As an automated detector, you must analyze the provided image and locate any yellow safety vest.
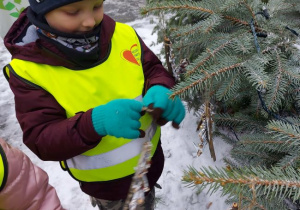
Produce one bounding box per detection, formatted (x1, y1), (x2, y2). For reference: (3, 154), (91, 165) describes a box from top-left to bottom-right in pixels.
(0, 144), (8, 192)
(6, 22), (160, 182)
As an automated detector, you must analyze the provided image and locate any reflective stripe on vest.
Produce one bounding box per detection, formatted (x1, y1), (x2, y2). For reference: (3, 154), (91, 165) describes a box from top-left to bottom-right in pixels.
(0, 144), (8, 192)
(9, 22), (160, 182)
(67, 122), (157, 170)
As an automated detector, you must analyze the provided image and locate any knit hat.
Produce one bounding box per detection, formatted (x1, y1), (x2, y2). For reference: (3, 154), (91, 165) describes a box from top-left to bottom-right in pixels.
(28, 0), (82, 16)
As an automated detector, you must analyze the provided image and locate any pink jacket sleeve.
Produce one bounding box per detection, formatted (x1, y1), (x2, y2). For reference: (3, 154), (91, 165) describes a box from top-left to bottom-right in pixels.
(0, 138), (65, 210)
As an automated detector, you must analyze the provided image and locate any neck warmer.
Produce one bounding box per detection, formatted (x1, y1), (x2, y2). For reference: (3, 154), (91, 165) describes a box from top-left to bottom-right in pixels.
(27, 7), (102, 68)
(36, 28), (99, 53)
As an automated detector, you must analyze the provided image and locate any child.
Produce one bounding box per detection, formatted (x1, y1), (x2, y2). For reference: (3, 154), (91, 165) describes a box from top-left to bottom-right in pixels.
(3, 0), (185, 209)
(0, 137), (64, 209)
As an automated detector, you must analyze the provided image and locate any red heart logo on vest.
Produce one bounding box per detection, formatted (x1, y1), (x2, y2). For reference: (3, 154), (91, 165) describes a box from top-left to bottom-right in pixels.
(121, 44), (140, 66)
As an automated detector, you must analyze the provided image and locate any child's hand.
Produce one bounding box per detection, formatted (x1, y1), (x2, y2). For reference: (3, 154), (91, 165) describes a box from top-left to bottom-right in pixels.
(143, 85), (185, 128)
(92, 99), (144, 139)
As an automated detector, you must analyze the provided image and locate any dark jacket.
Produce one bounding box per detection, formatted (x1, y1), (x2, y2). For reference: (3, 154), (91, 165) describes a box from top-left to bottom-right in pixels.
(4, 8), (175, 200)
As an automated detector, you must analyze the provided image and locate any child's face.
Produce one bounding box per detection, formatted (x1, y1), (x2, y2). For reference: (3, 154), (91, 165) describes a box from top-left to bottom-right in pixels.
(45, 0), (104, 34)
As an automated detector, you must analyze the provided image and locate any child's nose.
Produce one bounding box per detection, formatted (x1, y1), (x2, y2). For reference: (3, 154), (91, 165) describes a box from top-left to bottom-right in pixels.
(82, 14), (97, 28)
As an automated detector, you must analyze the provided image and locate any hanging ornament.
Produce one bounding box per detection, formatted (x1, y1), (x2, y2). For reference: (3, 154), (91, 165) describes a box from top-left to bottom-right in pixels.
(123, 141), (152, 210)
(195, 102), (216, 161)
(195, 104), (207, 157)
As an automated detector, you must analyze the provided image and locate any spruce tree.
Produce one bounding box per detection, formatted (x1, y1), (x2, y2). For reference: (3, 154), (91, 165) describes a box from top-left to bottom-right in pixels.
(142, 0), (300, 209)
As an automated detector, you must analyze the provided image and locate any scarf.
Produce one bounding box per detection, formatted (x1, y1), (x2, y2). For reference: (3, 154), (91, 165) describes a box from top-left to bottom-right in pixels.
(37, 27), (99, 53)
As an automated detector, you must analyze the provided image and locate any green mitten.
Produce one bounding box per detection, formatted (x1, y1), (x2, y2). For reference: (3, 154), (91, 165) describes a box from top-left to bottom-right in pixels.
(92, 99), (143, 139)
(143, 85), (185, 128)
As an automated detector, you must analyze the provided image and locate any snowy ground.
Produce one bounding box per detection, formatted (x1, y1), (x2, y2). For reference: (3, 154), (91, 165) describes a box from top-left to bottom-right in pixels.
(0, 5), (232, 210)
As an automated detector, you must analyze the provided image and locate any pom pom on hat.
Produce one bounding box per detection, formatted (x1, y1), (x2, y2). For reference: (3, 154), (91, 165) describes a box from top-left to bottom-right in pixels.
(28, 0), (82, 16)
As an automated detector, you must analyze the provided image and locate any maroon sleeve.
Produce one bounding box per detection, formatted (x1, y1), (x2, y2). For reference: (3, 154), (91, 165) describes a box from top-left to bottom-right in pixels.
(139, 36), (176, 90)
(8, 73), (101, 161)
